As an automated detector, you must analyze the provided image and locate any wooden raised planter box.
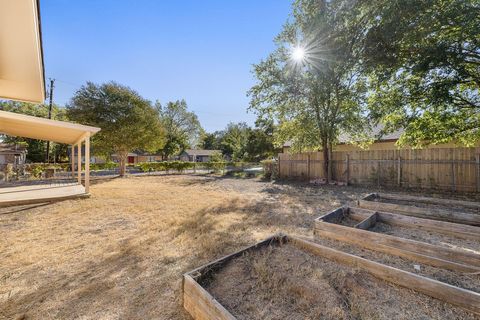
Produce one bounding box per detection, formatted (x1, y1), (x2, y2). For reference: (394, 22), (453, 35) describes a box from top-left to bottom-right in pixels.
(358, 193), (480, 226)
(183, 234), (480, 319)
(314, 207), (480, 273)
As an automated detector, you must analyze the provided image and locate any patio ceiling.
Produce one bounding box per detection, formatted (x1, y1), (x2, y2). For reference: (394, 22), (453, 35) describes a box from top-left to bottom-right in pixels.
(0, 110), (100, 144)
(0, 0), (45, 103)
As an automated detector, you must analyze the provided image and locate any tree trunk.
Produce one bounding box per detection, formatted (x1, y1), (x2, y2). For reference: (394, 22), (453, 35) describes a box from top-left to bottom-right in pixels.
(119, 151), (128, 177)
(322, 142), (329, 183)
(328, 142), (333, 182)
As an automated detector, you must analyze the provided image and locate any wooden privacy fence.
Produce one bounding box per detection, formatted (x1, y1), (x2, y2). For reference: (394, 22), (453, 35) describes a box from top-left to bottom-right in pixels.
(278, 147), (480, 192)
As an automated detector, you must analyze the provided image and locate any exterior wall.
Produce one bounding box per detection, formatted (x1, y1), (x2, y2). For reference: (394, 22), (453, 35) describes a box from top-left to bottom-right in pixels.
(137, 155), (163, 162)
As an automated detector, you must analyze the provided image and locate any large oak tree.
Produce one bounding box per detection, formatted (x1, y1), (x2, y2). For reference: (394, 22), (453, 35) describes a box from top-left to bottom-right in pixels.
(67, 82), (165, 176)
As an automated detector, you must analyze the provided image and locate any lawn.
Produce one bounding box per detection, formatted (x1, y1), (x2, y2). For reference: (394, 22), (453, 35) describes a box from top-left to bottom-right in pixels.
(0, 175), (365, 319)
(4, 175), (471, 319)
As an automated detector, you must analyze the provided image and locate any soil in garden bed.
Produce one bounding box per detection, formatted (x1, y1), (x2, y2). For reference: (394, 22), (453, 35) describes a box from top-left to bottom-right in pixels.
(313, 236), (480, 293)
(325, 213), (359, 227)
(200, 242), (478, 320)
(369, 222), (480, 255)
(372, 197), (479, 215)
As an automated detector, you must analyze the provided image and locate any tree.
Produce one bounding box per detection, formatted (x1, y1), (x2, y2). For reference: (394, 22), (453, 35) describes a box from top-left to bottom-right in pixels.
(67, 82), (165, 176)
(358, 0), (480, 147)
(156, 100), (203, 159)
(0, 101), (69, 162)
(244, 119), (275, 162)
(248, 0), (369, 181)
(219, 122), (250, 161)
(201, 132), (222, 150)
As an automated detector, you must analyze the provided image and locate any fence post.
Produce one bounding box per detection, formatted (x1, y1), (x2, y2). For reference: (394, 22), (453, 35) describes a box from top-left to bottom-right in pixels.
(397, 155), (401, 186)
(345, 154), (349, 185)
(451, 161), (456, 192)
(278, 155), (281, 179)
(377, 161), (380, 187)
(307, 154), (311, 181)
(476, 154), (479, 193)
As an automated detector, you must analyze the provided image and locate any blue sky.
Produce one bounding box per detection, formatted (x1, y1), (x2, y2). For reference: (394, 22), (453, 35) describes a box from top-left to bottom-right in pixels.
(40, 0), (292, 132)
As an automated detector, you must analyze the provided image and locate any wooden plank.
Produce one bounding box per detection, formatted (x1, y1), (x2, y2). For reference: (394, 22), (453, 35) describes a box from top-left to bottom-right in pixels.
(378, 193), (480, 210)
(314, 220), (480, 271)
(358, 199), (480, 226)
(350, 208), (480, 241)
(316, 207), (346, 223)
(354, 212), (377, 230)
(291, 236), (480, 315)
(183, 275), (236, 320)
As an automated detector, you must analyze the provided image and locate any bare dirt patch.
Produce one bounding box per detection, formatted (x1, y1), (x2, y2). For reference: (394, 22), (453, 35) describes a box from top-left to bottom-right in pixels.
(202, 242), (478, 320)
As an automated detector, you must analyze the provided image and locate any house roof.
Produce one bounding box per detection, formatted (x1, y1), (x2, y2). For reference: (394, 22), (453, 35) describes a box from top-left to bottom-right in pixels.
(0, 0), (46, 103)
(337, 126), (404, 144)
(182, 149), (221, 156)
(0, 110), (101, 144)
(0, 143), (27, 155)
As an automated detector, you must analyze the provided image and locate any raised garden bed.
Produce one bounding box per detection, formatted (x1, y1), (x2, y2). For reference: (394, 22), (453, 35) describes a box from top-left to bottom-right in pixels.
(183, 234), (480, 319)
(358, 193), (480, 226)
(315, 207), (480, 273)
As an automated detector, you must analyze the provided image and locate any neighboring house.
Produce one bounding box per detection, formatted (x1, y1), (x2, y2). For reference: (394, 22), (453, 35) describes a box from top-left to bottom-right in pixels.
(136, 151), (163, 163)
(0, 143), (27, 166)
(179, 149), (221, 162)
(68, 145), (105, 164)
(111, 151), (163, 164)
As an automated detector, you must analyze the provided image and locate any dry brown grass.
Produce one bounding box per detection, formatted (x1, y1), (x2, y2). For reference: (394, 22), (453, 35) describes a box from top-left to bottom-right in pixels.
(0, 175), (362, 320)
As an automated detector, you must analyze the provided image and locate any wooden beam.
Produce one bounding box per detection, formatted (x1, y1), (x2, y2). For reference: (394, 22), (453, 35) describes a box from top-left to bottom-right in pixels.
(316, 207), (346, 223)
(77, 141), (82, 185)
(290, 236), (480, 316)
(71, 144), (75, 179)
(314, 220), (480, 272)
(378, 193), (480, 210)
(85, 135), (90, 193)
(354, 212), (377, 230)
(183, 275), (236, 320)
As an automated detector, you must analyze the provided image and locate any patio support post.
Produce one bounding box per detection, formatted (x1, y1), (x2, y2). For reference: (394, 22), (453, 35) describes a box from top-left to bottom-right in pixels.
(77, 141), (82, 185)
(71, 144), (75, 179)
(85, 135), (90, 193)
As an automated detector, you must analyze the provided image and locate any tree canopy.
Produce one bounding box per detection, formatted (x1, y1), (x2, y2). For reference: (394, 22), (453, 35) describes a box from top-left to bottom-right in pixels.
(156, 99), (203, 159)
(358, 0), (480, 147)
(67, 82), (165, 176)
(249, 0), (479, 179)
(249, 0), (369, 180)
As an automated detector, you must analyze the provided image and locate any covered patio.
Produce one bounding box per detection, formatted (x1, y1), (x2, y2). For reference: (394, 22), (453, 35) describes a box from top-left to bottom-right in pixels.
(0, 110), (101, 207)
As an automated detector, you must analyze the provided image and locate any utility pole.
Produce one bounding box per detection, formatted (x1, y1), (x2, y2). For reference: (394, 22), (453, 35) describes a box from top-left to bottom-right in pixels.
(45, 78), (55, 163)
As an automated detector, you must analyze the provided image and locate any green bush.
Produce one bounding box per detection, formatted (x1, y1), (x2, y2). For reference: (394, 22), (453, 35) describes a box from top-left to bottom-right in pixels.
(137, 161), (195, 173)
(90, 161), (118, 171)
